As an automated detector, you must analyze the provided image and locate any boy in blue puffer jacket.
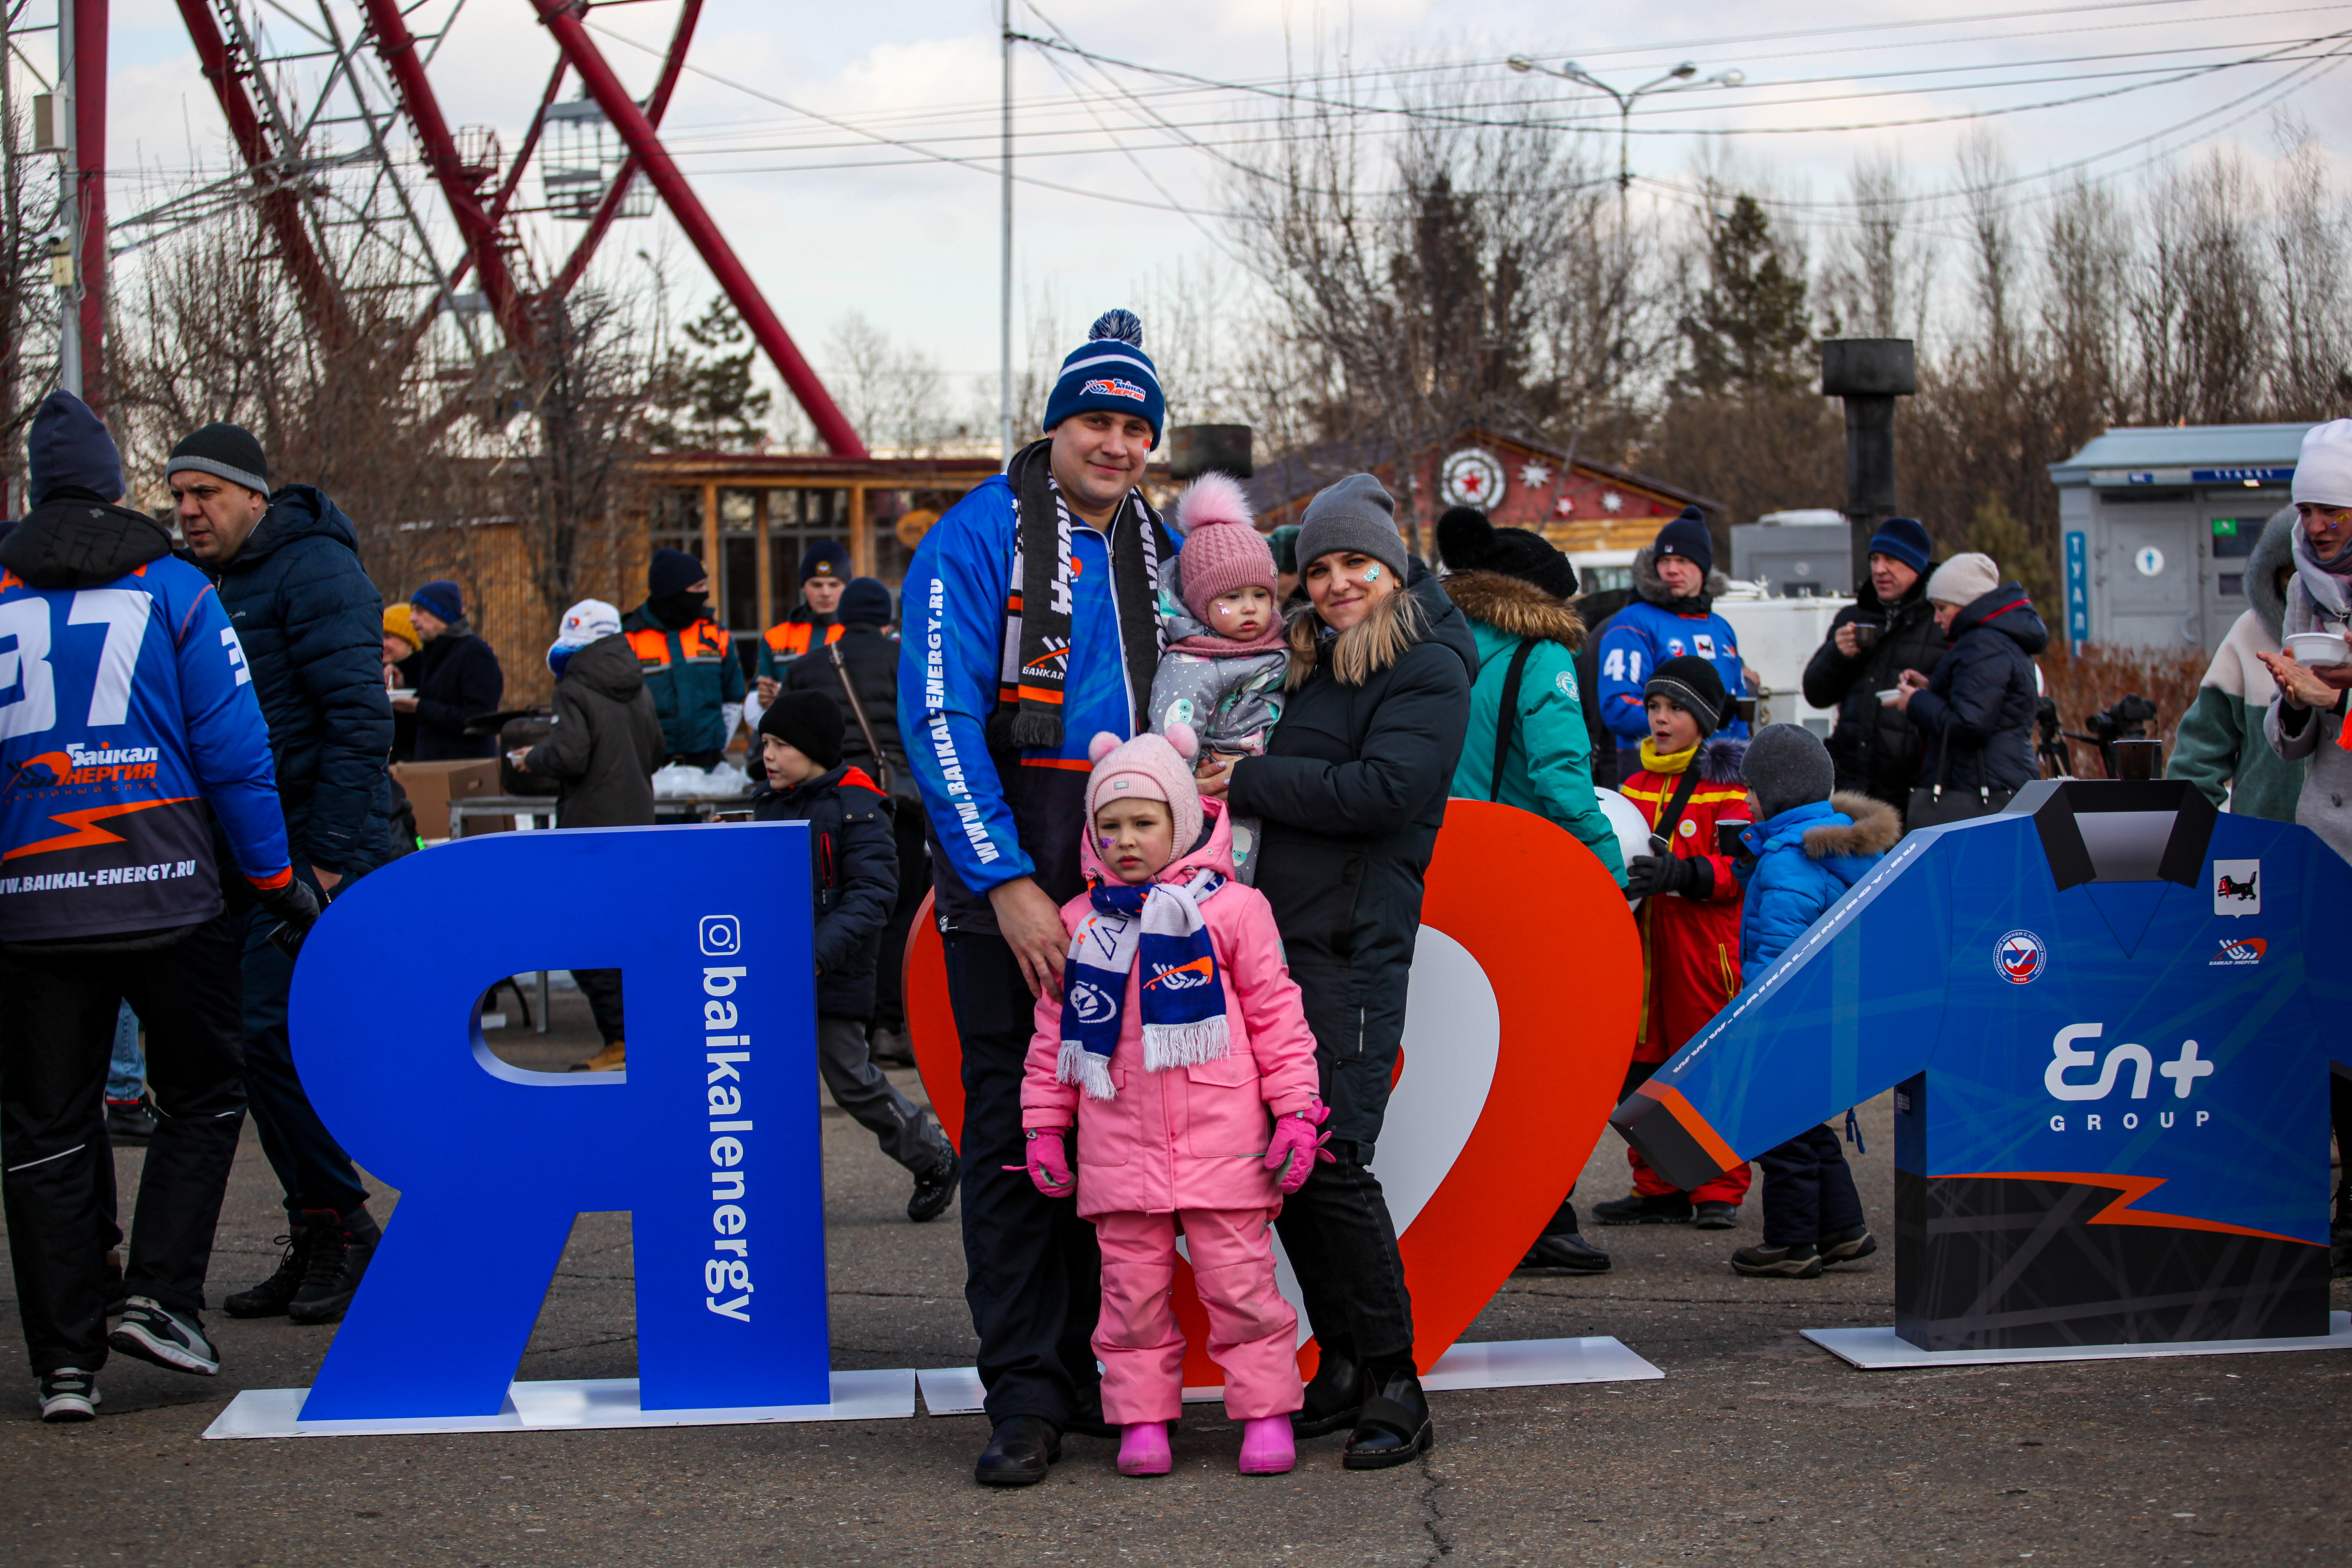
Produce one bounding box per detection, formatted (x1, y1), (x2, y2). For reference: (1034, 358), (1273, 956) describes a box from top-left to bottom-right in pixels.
(1727, 725), (1901, 1279)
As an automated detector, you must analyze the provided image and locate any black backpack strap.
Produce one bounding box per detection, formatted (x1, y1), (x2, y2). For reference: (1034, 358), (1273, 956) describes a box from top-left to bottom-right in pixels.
(1651, 766), (1704, 853)
(1489, 638), (1540, 800)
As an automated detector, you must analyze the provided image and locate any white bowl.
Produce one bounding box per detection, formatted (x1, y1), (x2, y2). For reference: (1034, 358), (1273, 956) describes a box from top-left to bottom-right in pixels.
(2288, 631), (2352, 667)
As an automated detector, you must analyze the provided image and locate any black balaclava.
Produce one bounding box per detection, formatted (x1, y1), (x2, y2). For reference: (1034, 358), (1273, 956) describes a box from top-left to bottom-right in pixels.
(649, 588), (708, 630)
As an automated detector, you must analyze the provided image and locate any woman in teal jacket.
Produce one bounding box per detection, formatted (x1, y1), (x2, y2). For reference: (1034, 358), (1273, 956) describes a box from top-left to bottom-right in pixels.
(1438, 508), (1623, 1276)
(1438, 510), (1625, 885)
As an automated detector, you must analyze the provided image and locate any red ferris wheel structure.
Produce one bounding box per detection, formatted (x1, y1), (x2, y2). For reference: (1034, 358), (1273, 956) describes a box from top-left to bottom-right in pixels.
(62, 0), (863, 455)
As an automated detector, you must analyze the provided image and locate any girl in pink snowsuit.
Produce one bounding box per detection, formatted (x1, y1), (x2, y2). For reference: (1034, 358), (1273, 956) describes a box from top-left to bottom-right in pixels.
(1021, 722), (1329, 1478)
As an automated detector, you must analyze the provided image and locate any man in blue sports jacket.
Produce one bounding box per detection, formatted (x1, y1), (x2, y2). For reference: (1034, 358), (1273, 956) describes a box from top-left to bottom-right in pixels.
(0, 393), (319, 1423)
(1594, 508), (1750, 778)
(171, 420), (394, 1327)
(899, 308), (1177, 1485)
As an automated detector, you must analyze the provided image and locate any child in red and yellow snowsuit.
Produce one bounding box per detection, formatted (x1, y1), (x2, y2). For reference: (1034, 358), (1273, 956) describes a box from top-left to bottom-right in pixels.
(1598, 655), (1755, 1227)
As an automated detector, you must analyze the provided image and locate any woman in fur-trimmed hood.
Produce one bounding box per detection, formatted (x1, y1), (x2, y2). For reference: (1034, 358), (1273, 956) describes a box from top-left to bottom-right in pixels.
(1437, 506), (1624, 885)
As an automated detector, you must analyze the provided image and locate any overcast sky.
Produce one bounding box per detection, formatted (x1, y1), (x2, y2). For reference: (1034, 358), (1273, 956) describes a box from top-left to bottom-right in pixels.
(35, 0), (2352, 429)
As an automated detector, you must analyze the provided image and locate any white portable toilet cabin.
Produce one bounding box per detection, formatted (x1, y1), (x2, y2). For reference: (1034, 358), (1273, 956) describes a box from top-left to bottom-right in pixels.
(2047, 425), (2303, 653)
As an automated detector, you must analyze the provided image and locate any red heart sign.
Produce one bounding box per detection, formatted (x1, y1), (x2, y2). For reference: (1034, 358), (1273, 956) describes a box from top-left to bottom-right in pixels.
(907, 799), (1641, 1383)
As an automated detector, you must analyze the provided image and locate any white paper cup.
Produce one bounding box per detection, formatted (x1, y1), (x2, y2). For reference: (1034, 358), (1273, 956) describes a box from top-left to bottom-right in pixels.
(2288, 631), (2352, 667)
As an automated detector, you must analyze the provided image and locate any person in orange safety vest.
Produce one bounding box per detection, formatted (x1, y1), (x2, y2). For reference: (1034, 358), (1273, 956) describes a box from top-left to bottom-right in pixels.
(748, 538), (848, 732)
(621, 547), (744, 768)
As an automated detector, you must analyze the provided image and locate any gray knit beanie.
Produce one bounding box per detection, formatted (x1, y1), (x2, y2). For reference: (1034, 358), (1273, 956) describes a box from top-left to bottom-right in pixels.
(1743, 723), (1836, 823)
(1295, 473), (1409, 581)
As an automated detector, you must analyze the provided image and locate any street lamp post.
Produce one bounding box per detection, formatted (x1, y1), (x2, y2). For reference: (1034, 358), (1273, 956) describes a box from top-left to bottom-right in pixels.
(1506, 56), (1744, 237)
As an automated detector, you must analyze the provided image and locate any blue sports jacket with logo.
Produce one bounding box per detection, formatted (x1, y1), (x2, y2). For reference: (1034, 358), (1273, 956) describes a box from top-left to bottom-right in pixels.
(1594, 596), (1749, 746)
(897, 472), (1176, 928)
(0, 551), (291, 941)
(1614, 779), (2345, 1349)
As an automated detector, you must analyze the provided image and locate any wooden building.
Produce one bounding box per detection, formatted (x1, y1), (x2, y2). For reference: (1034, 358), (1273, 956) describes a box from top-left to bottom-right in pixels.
(1249, 426), (1717, 560)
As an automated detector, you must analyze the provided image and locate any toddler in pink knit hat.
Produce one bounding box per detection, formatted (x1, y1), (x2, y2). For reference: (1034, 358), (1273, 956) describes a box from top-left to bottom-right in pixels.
(1150, 472), (1287, 880)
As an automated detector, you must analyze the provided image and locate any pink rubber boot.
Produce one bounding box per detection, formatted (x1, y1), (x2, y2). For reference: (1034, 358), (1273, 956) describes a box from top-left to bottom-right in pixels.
(1238, 1415), (1296, 1475)
(1118, 1421), (1172, 1477)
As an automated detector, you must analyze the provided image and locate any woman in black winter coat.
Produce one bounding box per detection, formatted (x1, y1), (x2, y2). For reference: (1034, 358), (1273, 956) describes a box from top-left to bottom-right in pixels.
(1202, 474), (1474, 1471)
(1887, 553), (2049, 823)
(400, 580), (505, 761)
(1801, 521), (1947, 813)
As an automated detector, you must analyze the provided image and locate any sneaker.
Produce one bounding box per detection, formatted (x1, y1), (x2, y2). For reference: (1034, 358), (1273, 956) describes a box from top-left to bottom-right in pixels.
(108, 1298), (219, 1375)
(287, 1207), (382, 1325)
(1730, 1243), (1824, 1279)
(225, 1212), (328, 1318)
(569, 1039), (626, 1073)
(868, 1026), (915, 1068)
(38, 1369), (100, 1423)
(1691, 1201), (1740, 1230)
(1517, 1232), (1612, 1273)
(1593, 1191), (1693, 1225)
(907, 1146), (960, 1223)
(1819, 1224), (1879, 1264)
(104, 1100), (155, 1145)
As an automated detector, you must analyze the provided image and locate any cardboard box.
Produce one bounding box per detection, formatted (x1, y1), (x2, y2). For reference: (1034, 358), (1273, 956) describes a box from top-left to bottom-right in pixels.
(392, 758), (508, 839)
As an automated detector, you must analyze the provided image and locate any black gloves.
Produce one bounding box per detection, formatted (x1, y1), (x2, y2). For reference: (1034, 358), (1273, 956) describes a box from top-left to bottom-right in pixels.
(1625, 853), (1712, 901)
(254, 876), (324, 957)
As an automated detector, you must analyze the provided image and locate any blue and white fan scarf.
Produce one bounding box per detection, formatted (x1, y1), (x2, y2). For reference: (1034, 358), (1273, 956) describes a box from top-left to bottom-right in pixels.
(1057, 868), (1229, 1100)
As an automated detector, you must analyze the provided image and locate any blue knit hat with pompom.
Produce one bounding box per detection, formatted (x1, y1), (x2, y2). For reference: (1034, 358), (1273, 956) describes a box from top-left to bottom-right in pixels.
(1040, 308), (1165, 444)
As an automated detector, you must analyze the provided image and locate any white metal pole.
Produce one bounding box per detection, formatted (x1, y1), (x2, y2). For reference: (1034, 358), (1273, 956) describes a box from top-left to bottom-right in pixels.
(998, 0), (1014, 467)
(56, 0), (80, 398)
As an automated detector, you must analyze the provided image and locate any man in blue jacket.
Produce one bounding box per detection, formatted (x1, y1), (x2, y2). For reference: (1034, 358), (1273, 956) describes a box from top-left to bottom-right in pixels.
(172, 421), (393, 1327)
(899, 308), (1177, 1485)
(0, 393), (319, 1421)
(1594, 508), (1749, 779)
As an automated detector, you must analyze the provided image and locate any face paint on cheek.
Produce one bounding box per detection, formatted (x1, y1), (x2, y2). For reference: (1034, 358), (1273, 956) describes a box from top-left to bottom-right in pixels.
(1364, 564), (1380, 582)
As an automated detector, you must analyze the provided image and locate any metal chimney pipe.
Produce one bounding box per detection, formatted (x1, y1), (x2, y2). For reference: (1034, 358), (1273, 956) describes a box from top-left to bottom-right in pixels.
(1819, 340), (1916, 581)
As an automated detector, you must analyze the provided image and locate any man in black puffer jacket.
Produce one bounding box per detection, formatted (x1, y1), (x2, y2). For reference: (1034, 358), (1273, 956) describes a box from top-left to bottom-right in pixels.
(170, 422), (392, 1327)
(1801, 518), (1947, 815)
(782, 577), (926, 1056)
(1886, 552), (2049, 823)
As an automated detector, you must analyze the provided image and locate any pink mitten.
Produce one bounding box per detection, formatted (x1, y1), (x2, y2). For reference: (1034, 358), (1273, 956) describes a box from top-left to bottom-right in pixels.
(1024, 1128), (1074, 1198)
(1264, 1102), (1335, 1195)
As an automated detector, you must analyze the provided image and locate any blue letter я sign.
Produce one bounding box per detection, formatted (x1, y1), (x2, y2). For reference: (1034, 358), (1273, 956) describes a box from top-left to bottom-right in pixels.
(286, 823), (826, 1420)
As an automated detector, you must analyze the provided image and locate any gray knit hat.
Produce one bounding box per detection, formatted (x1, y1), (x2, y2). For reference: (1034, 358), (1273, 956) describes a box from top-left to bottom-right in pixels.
(165, 422), (270, 497)
(1296, 474), (1408, 580)
(1743, 723), (1836, 823)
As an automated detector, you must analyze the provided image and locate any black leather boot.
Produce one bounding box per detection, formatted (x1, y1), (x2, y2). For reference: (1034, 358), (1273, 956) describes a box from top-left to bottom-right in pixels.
(975, 1415), (1062, 1486)
(224, 1211), (328, 1319)
(1343, 1363), (1434, 1470)
(1291, 1342), (1364, 1439)
(287, 1207), (381, 1324)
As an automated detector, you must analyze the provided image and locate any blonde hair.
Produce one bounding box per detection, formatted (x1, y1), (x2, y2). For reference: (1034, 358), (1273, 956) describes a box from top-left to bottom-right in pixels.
(1286, 582), (1425, 689)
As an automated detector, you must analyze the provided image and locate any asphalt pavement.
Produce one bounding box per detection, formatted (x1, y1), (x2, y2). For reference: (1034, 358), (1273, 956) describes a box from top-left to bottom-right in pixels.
(3, 984), (2347, 1567)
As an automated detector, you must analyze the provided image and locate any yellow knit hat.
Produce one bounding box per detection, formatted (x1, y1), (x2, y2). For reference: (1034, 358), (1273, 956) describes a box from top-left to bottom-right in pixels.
(382, 602), (421, 654)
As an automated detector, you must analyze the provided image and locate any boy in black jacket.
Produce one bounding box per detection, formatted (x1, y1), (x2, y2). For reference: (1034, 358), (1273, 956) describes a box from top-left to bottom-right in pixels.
(753, 693), (959, 1221)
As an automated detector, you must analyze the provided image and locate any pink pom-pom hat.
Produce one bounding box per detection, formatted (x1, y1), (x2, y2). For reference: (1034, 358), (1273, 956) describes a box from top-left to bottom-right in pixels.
(1173, 472), (1278, 624)
(1085, 723), (1204, 861)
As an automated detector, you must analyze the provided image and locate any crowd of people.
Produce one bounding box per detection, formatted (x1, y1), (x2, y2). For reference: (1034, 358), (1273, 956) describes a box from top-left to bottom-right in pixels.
(3, 315), (2344, 1480)
(0, 390), (954, 1424)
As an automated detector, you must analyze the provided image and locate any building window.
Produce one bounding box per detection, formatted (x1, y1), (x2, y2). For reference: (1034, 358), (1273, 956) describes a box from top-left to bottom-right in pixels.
(767, 488), (850, 621)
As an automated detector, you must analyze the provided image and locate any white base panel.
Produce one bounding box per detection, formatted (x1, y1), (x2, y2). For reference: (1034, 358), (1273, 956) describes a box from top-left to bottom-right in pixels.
(202, 1368), (917, 1439)
(1803, 1311), (2352, 1370)
(915, 1336), (1660, 1417)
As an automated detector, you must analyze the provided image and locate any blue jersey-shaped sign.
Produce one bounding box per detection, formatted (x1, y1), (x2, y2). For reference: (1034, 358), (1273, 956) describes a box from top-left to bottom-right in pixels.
(288, 823), (823, 1419)
(1614, 780), (2346, 1351)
